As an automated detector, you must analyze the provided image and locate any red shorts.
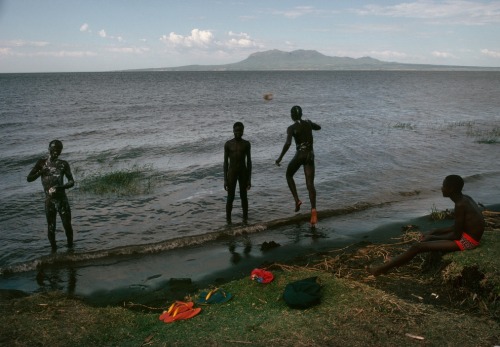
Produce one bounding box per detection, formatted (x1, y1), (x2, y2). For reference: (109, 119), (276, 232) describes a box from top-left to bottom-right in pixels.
(454, 232), (480, 251)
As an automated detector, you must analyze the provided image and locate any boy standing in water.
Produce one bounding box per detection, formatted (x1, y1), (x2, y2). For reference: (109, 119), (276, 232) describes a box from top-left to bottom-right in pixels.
(275, 105), (321, 226)
(224, 122), (252, 224)
(368, 175), (485, 276)
(27, 140), (75, 251)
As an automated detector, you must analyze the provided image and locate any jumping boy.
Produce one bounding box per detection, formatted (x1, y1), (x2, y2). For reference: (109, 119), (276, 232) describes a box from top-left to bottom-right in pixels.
(275, 105), (321, 226)
(27, 140), (75, 251)
(224, 122), (252, 224)
(368, 175), (485, 276)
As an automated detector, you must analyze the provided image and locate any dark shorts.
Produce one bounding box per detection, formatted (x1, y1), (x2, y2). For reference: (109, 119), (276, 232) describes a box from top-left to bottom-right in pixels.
(291, 150), (315, 167)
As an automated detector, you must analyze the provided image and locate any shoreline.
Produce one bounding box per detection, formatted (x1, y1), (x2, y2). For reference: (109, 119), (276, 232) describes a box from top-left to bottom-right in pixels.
(1, 201), (499, 308)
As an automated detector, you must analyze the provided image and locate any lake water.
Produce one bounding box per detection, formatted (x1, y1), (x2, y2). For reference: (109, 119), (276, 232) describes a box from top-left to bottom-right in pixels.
(1, 70), (499, 283)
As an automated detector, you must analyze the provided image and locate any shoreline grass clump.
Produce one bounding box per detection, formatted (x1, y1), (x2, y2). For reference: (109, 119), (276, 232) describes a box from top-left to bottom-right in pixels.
(441, 210), (500, 301)
(429, 204), (454, 221)
(78, 164), (155, 195)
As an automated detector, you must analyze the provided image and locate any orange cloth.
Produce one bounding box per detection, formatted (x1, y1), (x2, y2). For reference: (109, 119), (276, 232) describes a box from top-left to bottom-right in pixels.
(454, 232), (480, 251)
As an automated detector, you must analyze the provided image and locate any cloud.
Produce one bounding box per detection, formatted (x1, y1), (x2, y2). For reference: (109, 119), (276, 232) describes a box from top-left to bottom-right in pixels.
(279, 6), (317, 19)
(160, 29), (260, 50)
(84, 27), (123, 42)
(0, 47), (12, 55)
(107, 47), (150, 54)
(227, 32), (259, 48)
(1, 50), (97, 58)
(80, 23), (90, 32)
(35, 51), (97, 57)
(481, 49), (500, 58)
(341, 24), (402, 33)
(432, 50), (456, 58)
(2, 40), (49, 47)
(369, 50), (409, 59)
(354, 1), (500, 25)
(160, 29), (215, 48)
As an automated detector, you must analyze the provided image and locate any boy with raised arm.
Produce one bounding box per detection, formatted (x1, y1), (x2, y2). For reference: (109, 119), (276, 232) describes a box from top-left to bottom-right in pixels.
(275, 105), (321, 226)
(27, 140), (75, 251)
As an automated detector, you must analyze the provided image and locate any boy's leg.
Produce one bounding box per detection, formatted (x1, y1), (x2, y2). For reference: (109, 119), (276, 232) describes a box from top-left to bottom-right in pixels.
(238, 174), (249, 222)
(59, 197), (73, 247)
(226, 174), (237, 223)
(369, 240), (460, 276)
(45, 199), (57, 250)
(286, 156), (302, 211)
(303, 162), (318, 225)
(303, 162), (316, 209)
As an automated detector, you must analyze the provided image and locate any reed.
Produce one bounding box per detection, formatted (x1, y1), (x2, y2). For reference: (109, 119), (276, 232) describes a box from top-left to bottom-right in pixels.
(392, 122), (415, 130)
(446, 121), (474, 128)
(78, 165), (155, 195)
(430, 204), (454, 221)
(466, 126), (500, 144)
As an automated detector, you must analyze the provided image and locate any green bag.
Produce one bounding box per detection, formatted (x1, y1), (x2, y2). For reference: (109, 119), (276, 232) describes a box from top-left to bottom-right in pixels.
(283, 277), (321, 309)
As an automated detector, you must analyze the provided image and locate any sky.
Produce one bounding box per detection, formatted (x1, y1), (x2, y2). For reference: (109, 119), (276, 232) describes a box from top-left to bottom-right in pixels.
(1, 0), (500, 72)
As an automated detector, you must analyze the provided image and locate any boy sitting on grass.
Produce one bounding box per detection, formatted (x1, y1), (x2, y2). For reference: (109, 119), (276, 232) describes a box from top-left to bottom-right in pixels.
(368, 175), (485, 276)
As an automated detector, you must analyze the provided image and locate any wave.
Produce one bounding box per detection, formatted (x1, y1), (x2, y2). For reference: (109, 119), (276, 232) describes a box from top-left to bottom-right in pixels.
(463, 171), (500, 182)
(0, 202), (378, 276)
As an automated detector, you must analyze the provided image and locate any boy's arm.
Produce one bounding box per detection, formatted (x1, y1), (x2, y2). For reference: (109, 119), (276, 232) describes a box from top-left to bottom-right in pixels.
(426, 226), (453, 236)
(276, 127), (293, 165)
(423, 205), (464, 241)
(223, 143), (229, 190)
(27, 159), (45, 182)
(62, 161), (75, 190)
(246, 142), (252, 189)
(308, 120), (321, 131)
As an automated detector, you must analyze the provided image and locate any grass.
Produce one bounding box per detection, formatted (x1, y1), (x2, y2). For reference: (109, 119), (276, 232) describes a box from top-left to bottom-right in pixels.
(446, 121), (475, 128)
(466, 125), (500, 144)
(1, 211), (499, 346)
(2, 268), (499, 347)
(77, 165), (155, 195)
(442, 210), (500, 297)
(392, 122), (415, 130)
(429, 204), (454, 221)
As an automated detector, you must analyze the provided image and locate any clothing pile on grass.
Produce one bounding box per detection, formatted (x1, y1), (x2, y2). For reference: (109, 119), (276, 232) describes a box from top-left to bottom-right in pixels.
(159, 268), (322, 323)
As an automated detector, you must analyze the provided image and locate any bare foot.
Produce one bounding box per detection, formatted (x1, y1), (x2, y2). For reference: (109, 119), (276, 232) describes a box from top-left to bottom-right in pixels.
(295, 200), (302, 212)
(310, 208), (318, 225)
(366, 265), (383, 277)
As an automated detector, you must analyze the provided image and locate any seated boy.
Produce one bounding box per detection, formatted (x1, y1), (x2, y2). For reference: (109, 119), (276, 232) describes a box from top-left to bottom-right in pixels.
(368, 175), (485, 276)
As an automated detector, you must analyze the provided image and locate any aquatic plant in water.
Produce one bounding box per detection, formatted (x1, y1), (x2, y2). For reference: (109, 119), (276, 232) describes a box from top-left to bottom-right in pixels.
(466, 125), (500, 144)
(392, 122), (415, 130)
(78, 165), (155, 195)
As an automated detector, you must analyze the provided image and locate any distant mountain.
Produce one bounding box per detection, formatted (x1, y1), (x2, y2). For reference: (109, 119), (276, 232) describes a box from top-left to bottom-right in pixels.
(135, 49), (500, 71)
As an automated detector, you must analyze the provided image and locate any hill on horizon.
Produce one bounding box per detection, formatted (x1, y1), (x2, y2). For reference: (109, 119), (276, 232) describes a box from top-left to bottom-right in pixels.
(132, 49), (500, 72)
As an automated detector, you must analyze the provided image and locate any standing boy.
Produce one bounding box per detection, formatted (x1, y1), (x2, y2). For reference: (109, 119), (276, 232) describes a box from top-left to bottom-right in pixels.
(224, 122), (252, 224)
(27, 140), (75, 251)
(368, 175), (485, 276)
(275, 105), (321, 226)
